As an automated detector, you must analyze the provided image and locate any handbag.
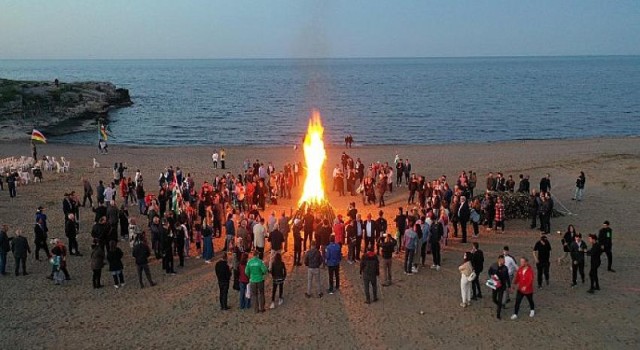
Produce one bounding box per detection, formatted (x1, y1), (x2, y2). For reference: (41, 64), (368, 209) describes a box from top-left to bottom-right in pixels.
(245, 283), (251, 299)
(467, 271), (477, 282)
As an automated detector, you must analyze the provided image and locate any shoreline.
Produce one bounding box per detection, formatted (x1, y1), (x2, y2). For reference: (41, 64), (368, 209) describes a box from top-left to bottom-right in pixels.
(2, 134), (638, 151)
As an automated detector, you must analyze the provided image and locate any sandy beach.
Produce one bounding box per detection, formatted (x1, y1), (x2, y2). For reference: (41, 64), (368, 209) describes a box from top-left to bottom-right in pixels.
(1, 137), (639, 349)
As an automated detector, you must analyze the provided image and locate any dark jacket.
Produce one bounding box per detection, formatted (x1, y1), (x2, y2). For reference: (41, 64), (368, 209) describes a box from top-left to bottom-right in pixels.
(11, 236), (30, 258)
(107, 247), (124, 271)
(304, 248), (323, 268)
(376, 217), (388, 234)
(587, 243), (602, 268)
(0, 230), (10, 253)
(34, 223), (47, 242)
(91, 223), (109, 244)
(271, 260), (287, 282)
(487, 263), (511, 290)
(268, 229), (285, 251)
(598, 227), (612, 249)
(65, 220), (79, 239)
(380, 238), (397, 259)
(346, 223), (357, 244)
(132, 242), (151, 265)
(92, 205), (107, 223)
(293, 224), (302, 250)
(458, 202), (471, 223)
(429, 222), (443, 244)
(91, 246), (105, 270)
(215, 259), (232, 284)
(570, 240), (587, 263)
(471, 249), (485, 273)
(360, 251), (379, 279)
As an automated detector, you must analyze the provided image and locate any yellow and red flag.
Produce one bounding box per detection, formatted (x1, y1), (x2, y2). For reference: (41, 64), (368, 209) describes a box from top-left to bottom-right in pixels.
(31, 129), (47, 143)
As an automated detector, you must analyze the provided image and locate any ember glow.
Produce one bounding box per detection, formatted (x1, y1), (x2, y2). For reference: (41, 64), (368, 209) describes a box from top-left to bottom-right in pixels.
(298, 109), (327, 206)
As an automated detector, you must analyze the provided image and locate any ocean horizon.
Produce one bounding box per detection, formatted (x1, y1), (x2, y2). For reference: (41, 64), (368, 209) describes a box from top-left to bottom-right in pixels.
(2, 55), (639, 146)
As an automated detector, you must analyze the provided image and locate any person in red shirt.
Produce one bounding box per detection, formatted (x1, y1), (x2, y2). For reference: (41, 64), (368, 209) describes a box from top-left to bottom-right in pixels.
(510, 257), (535, 320)
(333, 215), (345, 248)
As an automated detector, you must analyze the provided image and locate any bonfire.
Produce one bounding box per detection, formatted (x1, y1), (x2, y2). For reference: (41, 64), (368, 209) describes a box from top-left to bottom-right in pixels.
(291, 110), (336, 223)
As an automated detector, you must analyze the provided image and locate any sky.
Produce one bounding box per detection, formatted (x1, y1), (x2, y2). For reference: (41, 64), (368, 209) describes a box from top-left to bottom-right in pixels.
(1, 0), (639, 59)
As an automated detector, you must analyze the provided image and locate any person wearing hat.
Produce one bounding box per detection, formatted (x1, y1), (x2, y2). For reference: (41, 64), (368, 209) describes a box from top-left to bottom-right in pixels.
(587, 234), (602, 293)
(598, 221), (615, 272)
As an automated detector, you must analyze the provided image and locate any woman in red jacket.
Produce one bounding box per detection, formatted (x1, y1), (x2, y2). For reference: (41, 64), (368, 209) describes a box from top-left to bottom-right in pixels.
(510, 257), (535, 320)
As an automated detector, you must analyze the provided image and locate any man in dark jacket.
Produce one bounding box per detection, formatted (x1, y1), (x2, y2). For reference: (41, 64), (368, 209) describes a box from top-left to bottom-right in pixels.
(362, 214), (378, 259)
(598, 221), (614, 272)
(132, 239), (156, 288)
(429, 219), (443, 271)
(215, 254), (232, 310)
(458, 196), (471, 243)
(325, 236), (342, 294)
(268, 227), (285, 270)
(292, 219), (303, 266)
(34, 218), (51, 261)
(529, 190), (540, 229)
(91, 216), (109, 251)
(161, 221), (175, 274)
(11, 230), (30, 276)
(65, 213), (82, 256)
(470, 242), (484, 300)
(346, 219), (357, 263)
(569, 234), (587, 286)
(304, 241), (324, 298)
(96, 180), (105, 205)
(380, 234), (397, 286)
(587, 234), (601, 293)
(360, 246), (380, 304)
(375, 210), (388, 254)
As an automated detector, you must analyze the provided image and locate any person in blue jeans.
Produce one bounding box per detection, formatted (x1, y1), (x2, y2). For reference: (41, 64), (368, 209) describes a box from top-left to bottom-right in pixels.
(403, 225), (418, 274)
(325, 236), (342, 294)
(238, 253), (251, 309)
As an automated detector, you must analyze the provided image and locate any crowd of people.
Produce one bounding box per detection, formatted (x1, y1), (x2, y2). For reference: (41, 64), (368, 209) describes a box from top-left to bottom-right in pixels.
(0, 147), (614, 322)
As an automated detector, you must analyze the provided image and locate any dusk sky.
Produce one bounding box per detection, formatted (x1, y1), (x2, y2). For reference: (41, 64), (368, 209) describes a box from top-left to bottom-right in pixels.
(1, 0), (639, 59)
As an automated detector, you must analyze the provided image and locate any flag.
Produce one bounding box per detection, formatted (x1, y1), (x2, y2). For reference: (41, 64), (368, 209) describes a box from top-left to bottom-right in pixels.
(99, 124), (108, 141)
(31, 129), (47, 143)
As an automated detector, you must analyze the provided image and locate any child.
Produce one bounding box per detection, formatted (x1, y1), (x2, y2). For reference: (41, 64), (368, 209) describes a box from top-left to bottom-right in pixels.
(107, 241), (125, 288)
(51, 255), (64, 285)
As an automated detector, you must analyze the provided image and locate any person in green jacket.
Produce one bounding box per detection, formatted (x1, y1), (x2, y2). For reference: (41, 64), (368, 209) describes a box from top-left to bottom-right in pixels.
(245, 251), (268, 313)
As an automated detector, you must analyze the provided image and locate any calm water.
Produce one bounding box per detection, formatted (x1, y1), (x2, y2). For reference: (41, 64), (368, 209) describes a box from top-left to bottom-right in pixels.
(1, 56), (639, 145)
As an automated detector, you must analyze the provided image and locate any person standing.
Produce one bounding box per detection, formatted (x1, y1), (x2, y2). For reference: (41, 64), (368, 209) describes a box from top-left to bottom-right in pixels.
(245, 251), (268, 313)
(0, 225), (10, 275)
(11, 230), (30, 276)
(403, 224), (418, 275)
(380, 234), (397, 286)
(50, 239), (71, 280)
(395, 208), (407, 253)
(253, 218), (267, 259)
(569, 233), (587, 287)
(587, 234), (602, 293)
(132, 238), (156, 288)
(362, 214), (378, 259)
(471, 242), (485, 300)
(238, 253), (251, 309)
(304, 241), (324, 298)
(33, 218), (51, 261)
(215, 254), (232, 310)
(533, 235), (552, 288)
(458, 196), (471, 243)
(539, 174), (551, 194)
(161, 220), (176, 275)
(82, 177), (94, 207)
(107, 241), (125, 289)
(269, 253), (286, 309)
(325, 236), (342, 294)
(488, 255), (511, 319)
(278, 210), (291, 252)
(268, 226), (285, 270)
(458, 252), (474, 308)
(6, 172), (17, 198)
(598, 221), (615, 272)
(90, 242), (105, 289)
(65, 214), (82, 256)
(220, 148), (226, 169)
(429, 218), (443, 271)
(212, 151), (219, 169)
(572, 171), (586, 201)
(292, 219), (303, 266)
(360, 245), (380, 304)
(510, 257), (536, 320)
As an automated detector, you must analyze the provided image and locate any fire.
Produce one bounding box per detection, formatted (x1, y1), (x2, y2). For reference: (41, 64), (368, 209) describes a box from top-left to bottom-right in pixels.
(298, 109), (327, 206)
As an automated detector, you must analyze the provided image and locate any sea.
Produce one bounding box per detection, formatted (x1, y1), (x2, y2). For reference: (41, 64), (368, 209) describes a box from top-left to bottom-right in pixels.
(1, 56), (639, 146)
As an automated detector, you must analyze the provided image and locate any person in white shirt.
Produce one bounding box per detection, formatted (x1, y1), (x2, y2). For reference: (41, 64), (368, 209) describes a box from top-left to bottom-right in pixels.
(104, 183), (116, 204)
(253, 218), (267, 259)
(212, 152), (219, 169)
(502, 246), (519, 305)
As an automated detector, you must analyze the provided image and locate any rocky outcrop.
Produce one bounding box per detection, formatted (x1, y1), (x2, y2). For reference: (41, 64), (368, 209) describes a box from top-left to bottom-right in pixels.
(0, 78), (132, 140)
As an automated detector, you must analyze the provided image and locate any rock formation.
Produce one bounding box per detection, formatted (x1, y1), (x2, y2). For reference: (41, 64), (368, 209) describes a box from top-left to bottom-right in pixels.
(0, 78), (132, 141)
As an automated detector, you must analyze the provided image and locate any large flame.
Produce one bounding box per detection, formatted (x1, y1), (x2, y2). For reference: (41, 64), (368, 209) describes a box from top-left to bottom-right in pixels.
(298, 110), (327, 206)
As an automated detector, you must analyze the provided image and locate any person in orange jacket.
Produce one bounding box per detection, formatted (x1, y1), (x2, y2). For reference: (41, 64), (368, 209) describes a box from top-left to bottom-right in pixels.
(510, 257), (535, 320)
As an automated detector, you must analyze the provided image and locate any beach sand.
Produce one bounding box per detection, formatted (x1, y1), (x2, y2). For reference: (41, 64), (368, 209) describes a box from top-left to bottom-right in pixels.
(1, 137), (639, 349)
